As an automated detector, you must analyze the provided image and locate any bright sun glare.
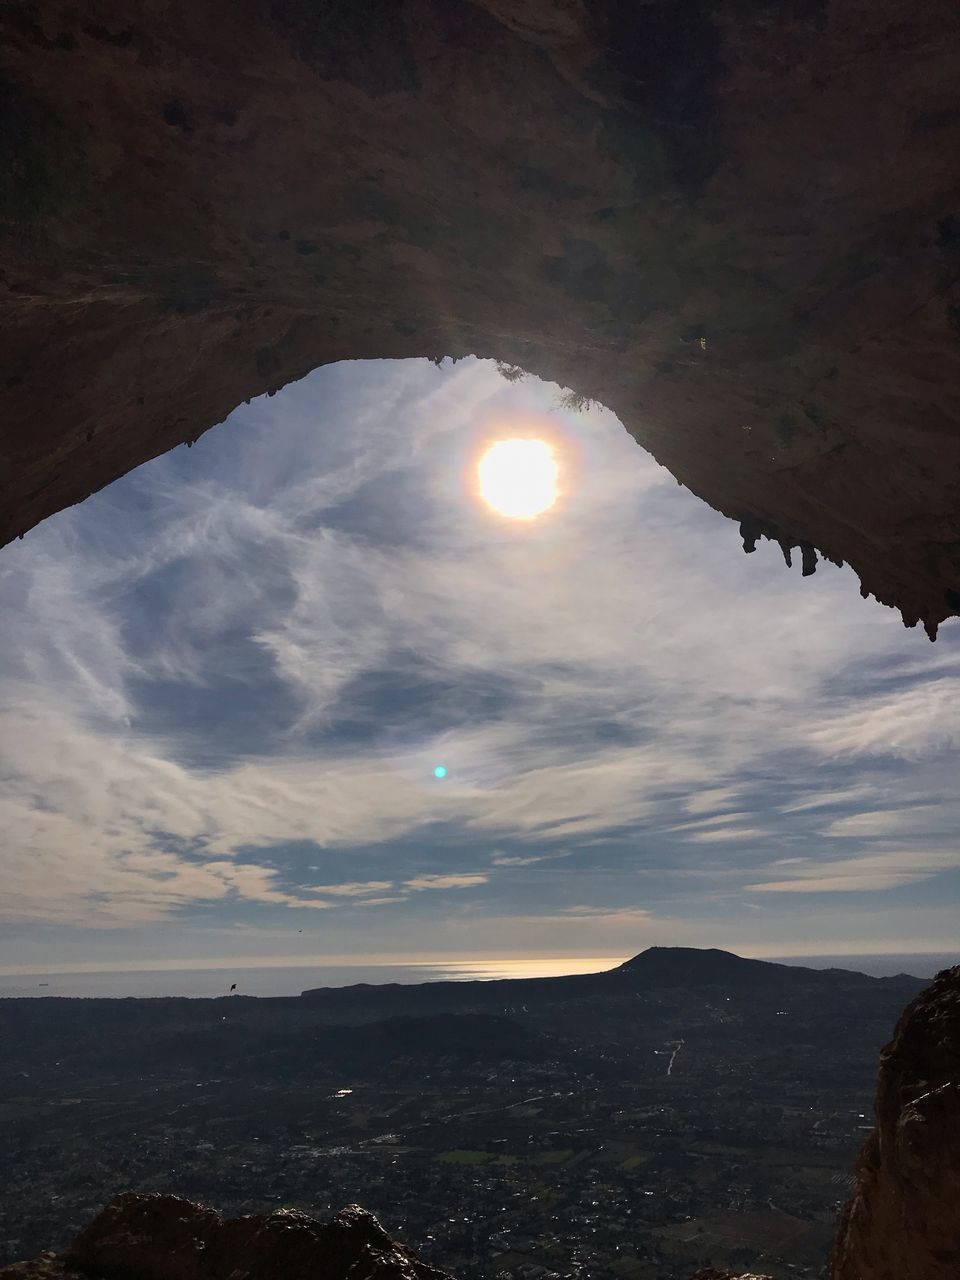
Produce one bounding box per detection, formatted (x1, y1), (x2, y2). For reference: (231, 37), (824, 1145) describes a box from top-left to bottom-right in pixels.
(477, 438), (559, 519)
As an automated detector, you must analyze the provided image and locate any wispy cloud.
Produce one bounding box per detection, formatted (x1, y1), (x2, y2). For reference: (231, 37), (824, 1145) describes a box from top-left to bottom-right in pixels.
(404, 874), (489, 892)
(778, 786), (879, 814)
(490, 851), (572, 867)
(1, 357), (957, 959)
(685, 826), (771, 844)
(746, 850), (959, 894)
(310, 881), (395, 897)
(810, 679), (960, 760)
(684, 788), (743, 816)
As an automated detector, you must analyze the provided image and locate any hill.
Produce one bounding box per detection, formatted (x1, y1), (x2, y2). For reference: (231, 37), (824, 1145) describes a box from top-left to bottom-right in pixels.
(298, 946), (922, 1013)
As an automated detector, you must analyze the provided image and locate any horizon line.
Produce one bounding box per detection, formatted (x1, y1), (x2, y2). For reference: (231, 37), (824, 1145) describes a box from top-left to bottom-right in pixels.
(1, 943), (958, 979)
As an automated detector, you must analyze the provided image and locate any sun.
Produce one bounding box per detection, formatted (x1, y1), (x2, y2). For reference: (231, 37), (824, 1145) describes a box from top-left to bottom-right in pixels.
(477, 438), (559, 519)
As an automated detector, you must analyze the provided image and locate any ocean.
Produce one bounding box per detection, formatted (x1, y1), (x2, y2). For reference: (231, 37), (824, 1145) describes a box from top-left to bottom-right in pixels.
(0, 951), (955, 999)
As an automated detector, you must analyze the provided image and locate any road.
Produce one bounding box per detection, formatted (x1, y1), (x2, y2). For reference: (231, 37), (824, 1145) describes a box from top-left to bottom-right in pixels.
(666, 1038), (685, 1076)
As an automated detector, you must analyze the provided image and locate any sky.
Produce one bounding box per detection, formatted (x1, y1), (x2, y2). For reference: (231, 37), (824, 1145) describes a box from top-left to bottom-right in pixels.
(2, 357), (959, 973)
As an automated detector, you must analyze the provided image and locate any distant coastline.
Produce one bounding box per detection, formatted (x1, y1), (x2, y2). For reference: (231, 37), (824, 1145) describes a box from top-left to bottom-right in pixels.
(0, 950), (955, 999)
(771, 952), (958, 979)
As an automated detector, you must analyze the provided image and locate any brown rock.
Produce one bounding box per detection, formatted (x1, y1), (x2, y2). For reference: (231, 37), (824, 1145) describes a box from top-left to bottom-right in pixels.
(690, 1271), (773, 1280)
(832, 966), (960, 1280)
(690, 1271), (774, 1279)
(3, 2), (960, 634)
(0, 1194), (451, 1280)
(0, 1256), (68, 1280)
(0, 1200), (780, 1280)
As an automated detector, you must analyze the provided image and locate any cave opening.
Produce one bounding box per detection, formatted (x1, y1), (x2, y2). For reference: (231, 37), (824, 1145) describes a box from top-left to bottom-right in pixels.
(4, 0), (960, 1271)
(2, 355), (955, 981)
(2, 356), (958, 1280)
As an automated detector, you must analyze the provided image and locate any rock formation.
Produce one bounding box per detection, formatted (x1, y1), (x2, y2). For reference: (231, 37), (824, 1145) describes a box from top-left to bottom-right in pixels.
(3, 1), (960, 634)
(0, 1196), (776, 1280)
(0, 1194), (451, 1280)
(832, 965), (960, 1280)
(691, 1272), (773, 1280)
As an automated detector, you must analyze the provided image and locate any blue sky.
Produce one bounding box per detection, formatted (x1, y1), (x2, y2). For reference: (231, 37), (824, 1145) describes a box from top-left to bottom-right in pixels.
(1, 358), (958, 971)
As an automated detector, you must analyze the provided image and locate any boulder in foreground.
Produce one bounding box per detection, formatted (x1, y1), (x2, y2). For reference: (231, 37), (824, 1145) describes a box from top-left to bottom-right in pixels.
(0, 1194), (451, 1280)
(691, 1270), (774, 1280)
(0, 1194), (777, 1280)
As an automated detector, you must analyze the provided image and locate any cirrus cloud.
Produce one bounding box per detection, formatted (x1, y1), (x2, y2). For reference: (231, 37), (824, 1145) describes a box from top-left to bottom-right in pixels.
(1, 357), (959, 964)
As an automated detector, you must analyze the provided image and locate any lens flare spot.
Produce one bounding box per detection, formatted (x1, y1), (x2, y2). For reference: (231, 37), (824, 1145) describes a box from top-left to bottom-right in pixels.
(477, 438), (558, 519)
(433, 765), (448, 779)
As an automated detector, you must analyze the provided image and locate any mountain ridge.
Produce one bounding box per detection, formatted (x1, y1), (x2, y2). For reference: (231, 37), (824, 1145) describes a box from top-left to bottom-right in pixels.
(299, 946), (925, 1006)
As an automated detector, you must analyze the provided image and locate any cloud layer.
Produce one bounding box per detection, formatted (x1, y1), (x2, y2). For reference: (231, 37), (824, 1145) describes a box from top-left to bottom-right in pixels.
(1, 357), (958, 964)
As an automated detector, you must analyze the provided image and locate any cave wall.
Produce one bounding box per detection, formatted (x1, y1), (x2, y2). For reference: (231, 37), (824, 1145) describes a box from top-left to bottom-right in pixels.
(3, 0), (960, 636)
(832, 966), (960, 1280)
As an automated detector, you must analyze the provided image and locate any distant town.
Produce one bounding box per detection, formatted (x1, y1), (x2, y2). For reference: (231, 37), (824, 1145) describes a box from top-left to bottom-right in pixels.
(0, 950), (922, 1279)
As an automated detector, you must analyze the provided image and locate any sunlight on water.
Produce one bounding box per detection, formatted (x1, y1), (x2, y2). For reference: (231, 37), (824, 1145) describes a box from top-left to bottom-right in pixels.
(415, 956), (626, 981)
(1, 953), (947, 999)
(0, 957), (626, 998)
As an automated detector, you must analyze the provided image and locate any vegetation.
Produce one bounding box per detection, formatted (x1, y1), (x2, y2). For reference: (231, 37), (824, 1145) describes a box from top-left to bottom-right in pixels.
(493, 360), (599, 414)
(555, 388), (598, 413)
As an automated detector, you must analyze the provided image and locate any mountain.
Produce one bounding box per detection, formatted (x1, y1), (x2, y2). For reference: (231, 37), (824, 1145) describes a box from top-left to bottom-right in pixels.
(298, 946), (922, 1011)
(618, 946), (816, 984)
(616, 946), (917, 988)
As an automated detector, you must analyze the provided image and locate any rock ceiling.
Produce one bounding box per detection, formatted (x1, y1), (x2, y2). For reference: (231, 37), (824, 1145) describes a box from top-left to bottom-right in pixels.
(3, 0), (960, 634)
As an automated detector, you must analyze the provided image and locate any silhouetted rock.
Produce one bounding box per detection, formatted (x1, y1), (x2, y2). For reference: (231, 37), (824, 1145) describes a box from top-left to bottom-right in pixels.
(832, 966), (960, 1280)
(0, 1194), (451, 1280)
(0, 1258), (63, 1280)
(619, 946), (814, 985)
(4, 2), (960, 632)
(691, 1271), (773, 1280)
(300, 946), (922, 1006)
(0, 1199), (776, 1280)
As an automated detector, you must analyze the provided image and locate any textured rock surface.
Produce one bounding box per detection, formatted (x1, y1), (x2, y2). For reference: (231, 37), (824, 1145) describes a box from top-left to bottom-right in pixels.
(3, 1), (960, 633)
(832, 966), (960, 1280)
(0, 1259), (63, 1280)
(691, 1271), (773, 1280)
(0, 1199), (777, 1280)
(0, 1194), (452, 1280)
